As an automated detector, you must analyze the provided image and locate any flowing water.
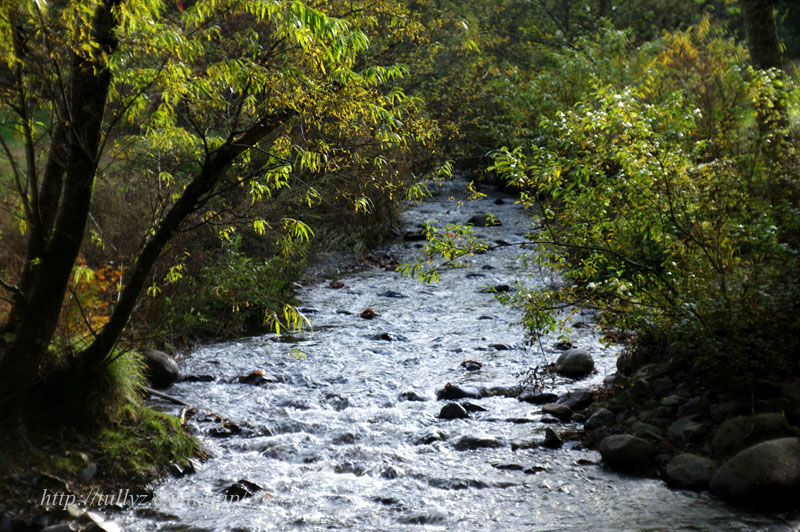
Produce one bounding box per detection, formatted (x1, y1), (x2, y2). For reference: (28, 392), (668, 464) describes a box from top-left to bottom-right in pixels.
(119, 179), (799, 532)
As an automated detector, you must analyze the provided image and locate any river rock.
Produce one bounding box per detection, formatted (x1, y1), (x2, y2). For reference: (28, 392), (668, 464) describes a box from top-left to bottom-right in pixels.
(518, 389), (558, 404)
(466, 212), (502, 226)
(453, 435), (504, 451)
(142, 349), (179, 389)
(398, 391), (427, 402)
(599, 434), (656, 469)
(462, 402), (487, 413)
(557, 389), (594, 410)
(630, 421), (667, 442)
(664, 453), (716, 490)
(378, 290), (406, 298)
(555, 349), (594, 378)
(584, 408), (615, 431)
(436, 383), (486, 400)
(438, 403), (469, 419)
(542, 428), (564, 449)
(414, 429), (447, 445)
(460, 360), (483, 371)
(542, 403), (572, 422)
(711, 413), (797, 457)
(222, 479), (262, 500)
(370, 332), (407, 342)
(668, 415), (709, 442)
(710, 438), (800, 507)
(236, 371), (273, 386)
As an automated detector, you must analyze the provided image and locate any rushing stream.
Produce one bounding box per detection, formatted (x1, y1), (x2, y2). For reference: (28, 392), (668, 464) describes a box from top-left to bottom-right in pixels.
(119, 179), (798, 532)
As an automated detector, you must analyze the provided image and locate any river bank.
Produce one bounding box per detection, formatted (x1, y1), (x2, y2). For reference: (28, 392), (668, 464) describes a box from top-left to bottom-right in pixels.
(5, 178), (798, 531)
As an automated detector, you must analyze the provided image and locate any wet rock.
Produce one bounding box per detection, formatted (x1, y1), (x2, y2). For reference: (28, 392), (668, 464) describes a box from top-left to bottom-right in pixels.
(668, 415), (709, 443)
(599, 434), (656, 469)
(438, 403), (469, 419)
(711, 413), (797, 458)
(584, 408), (615, 431)
(328, 280), (345, 289)
(487, 386), (519, 398)
(414, 429), (448, 445)
(370, 332), (407, 342)
(359, 308), (376, 319)
(511, 440), (540, 451)
(398, 391), (427, 402)
(664, 453), (717, 490)
(142, 349), (179, 389)
(506, 417), (537, 424)
(710, 438), (800, 508)
(235, 371), (273, 386)
(755, 397), (795, 414)
(492, 463), (524, 471)
(518, 389), (558, 404)
(378, 290), (406, 298)
(676, 396), (710, 418)
(169, 459), (197, 478)
(462, 402), (488, 413)
(381, 466), (400, 479)
(480, 284), (511, 293)
(481, 264), (495, 270)
(40, 525), (73, 532)
(403, 230), (427, 241)
(322, 393), (351, 411)
(488, 343), (512, 351)
(334, 462), (367, 476)
(708, 400), (744, 421)
(557, 389), (594, 410)
(553, 341), (574, 351)
(466, 272), (486, 279)
(542, 403), (572, 422)
(554, 348), (594, 379)
(428, 478), (489, 490)
(543, 428), (564, 449)
(466, 212), (502, 226)
(177, 374), (215, 383)
(453, 435), (504, 451)
(222, 479), (262, 500)
(209, 421), (242, 438)
(436, 383), (486, 400)
(541, 415), (561, 424)
(629, 421), (667, 442)
(494, 198), (506, 205)
(460, 360), (483, 371)
(524, 465), (548, 475)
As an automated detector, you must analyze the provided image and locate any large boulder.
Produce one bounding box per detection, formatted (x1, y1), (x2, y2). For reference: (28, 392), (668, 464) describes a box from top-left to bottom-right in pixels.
(557, 388), (594, 410)
(711, 413), (797, 457)
(599, 434), (655, 469)
(542, 403), (572, 422)
(142, 349), (179, 389)
(584, 408), (615, 431)
(710, 438), (800, 508)
(555, 349), (594, 378)
(664, 453), (717, 490)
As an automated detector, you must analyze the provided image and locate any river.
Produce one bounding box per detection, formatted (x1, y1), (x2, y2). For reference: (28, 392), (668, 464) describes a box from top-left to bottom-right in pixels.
(119, 178), (798, 532)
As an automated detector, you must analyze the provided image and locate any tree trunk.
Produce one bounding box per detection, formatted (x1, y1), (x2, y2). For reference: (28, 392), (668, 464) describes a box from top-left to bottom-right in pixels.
(741, 0), (782, 70)
(0, 0), (120, 419)
(80, 113), (293, 368)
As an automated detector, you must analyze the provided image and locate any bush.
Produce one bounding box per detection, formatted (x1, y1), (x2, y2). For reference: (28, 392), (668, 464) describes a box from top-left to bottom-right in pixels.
(490, 22), (800, 388)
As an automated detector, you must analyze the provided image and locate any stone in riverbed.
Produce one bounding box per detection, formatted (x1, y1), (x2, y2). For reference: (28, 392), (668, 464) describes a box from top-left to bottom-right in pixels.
(542, 403), (572, 422)
(398, 391), (427, 402)
(711, 413), (797, 458)
(557, 389), (594, 410)
(438, 403), (469, 419)
(599, 434), (655, 469)
(436, 383), (486, 400)
(223, 479), (262, 500)
(142, 349), (179, 389)
(664, 453), (717, 490)
(584, 408), (615, 431)
(554, 348), (594, 378)
(466, 212), (502, 226)
(710, 438), (800, 508)
(668, 415), (709, 443)
(518, 388), (558, 404)
(542, 428), (564, 449)
(453, 435), (504, 451)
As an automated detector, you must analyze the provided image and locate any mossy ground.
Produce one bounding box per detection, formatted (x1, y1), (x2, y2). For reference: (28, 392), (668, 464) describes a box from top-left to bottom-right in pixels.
(0, 402), (200, 528)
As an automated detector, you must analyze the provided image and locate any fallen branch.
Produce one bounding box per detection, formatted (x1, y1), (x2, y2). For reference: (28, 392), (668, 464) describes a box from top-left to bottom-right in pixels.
(142, 385), (189, 406)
